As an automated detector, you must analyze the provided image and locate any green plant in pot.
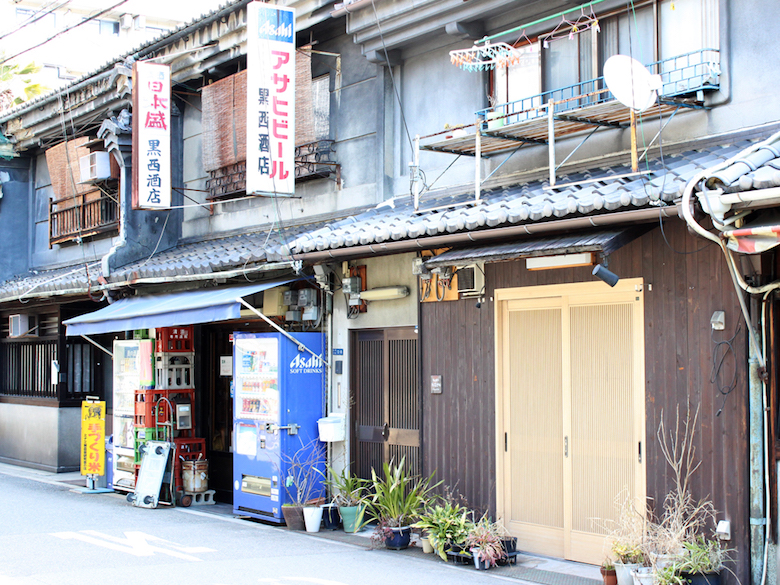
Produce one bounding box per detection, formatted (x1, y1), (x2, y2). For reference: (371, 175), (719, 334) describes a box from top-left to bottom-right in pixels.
(413, 501), (474, 561)
(362, 456), (440, 549)
(326, 465), (367, 533)
(601, 559), (618, 585)
(676, 536), (728, 585)
(465, 516), (506, 570)
(656, 565), (686, 585)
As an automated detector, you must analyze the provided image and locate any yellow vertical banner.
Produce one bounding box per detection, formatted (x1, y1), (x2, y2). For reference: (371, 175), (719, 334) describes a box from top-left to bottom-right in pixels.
(81, 401), (105, 476)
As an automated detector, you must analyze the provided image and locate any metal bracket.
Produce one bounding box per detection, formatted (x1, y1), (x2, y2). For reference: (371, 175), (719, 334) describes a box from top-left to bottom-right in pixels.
(269, 423), (300, 435)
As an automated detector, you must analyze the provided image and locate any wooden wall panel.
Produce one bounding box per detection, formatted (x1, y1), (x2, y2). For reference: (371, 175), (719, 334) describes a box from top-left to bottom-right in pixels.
(420, 220), (748, 584)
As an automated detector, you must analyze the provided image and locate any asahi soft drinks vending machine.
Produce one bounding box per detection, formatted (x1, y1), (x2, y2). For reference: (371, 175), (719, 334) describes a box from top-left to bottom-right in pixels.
(232, 332), (325, 522)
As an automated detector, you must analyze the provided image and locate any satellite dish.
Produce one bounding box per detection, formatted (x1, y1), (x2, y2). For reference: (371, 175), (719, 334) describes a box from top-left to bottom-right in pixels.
(603, 55), (663, 112)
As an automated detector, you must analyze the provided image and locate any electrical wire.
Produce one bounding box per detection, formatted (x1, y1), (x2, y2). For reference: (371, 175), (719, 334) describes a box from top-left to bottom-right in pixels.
(369, 0), (414, 154)
(0, 0), (72, 42)
(710, 322), (740, 416)
(0, 0), (130, 67)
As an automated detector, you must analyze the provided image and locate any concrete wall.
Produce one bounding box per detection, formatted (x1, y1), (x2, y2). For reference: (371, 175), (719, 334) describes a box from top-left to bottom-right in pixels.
(0, 403), (80, 472)
(0, 157), (31, 282)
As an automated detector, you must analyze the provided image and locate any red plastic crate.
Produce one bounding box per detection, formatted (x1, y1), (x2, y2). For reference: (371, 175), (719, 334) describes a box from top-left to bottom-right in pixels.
(156, 326), (194, 353)
(133, 389), (195, 430)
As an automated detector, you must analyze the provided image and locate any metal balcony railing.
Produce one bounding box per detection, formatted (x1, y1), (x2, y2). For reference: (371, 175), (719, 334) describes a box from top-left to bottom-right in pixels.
(477, 49), (720, 128)
(295, 140), (340, 183)
(50, 190), (119, 246)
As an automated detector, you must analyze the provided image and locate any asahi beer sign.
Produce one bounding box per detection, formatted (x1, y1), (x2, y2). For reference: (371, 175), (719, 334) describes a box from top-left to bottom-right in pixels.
(246, 2), (295, 196)
(133, 61), (171, 209)
(289, 353), (323, 374)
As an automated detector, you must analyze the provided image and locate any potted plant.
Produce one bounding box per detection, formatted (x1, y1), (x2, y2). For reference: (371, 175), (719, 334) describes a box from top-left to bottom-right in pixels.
(656, 565), (686, 585)
(413, 501), (474, 561)
(277, 438), (326, 531)
(612, 541), (645, 585)
(465, 516), (506, 570)
(676, 536), (727, 585)
(601, 559), (618, 585)
(326, 465), (367, 533)
(362, 456), (440, 549)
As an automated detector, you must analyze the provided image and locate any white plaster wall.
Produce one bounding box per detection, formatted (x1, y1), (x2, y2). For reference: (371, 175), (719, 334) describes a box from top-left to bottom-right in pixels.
(0, 403), (80, 471)
(327, 252), (419, 475)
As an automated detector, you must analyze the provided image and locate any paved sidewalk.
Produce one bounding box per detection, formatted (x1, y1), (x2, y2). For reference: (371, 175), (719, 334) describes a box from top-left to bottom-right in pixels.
(0, 461), (601, 585)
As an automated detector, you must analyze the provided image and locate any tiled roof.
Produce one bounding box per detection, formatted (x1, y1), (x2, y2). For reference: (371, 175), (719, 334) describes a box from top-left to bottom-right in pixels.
(271, 133), (780, 259)
(0, 224), (304, 302)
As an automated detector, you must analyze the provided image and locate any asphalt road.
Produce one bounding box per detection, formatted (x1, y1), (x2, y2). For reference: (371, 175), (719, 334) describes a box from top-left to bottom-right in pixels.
(0, 470), (526, 585)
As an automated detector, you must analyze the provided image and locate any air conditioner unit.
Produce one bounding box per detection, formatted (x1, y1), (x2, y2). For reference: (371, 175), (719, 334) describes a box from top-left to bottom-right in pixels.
(456, 264), (484, 297)
(9, 314), (37, 337)
(79, 152), (112, 183)
(119, 14), (133, 30)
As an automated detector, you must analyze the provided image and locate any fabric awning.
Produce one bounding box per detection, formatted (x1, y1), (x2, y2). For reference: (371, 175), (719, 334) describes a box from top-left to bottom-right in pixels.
(424, 227), (650, 268)
(64, 280), (293, 336)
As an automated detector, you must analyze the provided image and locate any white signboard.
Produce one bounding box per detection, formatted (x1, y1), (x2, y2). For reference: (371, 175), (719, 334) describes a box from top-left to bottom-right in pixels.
(246, 2), (295, 196)
(133, 61), (171, 209)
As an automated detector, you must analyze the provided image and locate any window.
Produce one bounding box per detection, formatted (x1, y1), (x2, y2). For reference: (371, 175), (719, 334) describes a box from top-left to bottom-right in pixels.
(44, 138), (120, 246)
(16, 7), (56, 28)
(492, 0), (719, 109)
(81, 18), (120, 36)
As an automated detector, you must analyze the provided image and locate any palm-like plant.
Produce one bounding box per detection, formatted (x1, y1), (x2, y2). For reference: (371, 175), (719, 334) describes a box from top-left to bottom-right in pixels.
(363, 456), (440, 528)
(413, 501), (474, 561)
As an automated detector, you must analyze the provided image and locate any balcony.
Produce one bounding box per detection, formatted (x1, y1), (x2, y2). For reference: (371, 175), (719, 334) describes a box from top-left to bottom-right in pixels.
(50, 189), (119, 246)
(421, 49), (720, 158)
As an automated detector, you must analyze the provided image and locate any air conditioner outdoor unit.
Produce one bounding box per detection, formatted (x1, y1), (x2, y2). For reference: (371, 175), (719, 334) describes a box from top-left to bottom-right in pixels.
(119, 14), (133, 30)
(456, 264), (484, 297)
(9, 314), (37, 337)
(79, 152), (111, 183)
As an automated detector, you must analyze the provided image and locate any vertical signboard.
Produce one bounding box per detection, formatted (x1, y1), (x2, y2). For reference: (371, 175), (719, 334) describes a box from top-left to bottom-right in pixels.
(81, 400), (106, 476)
(246, 2), (295, 196)
(132, 61), (171, 209)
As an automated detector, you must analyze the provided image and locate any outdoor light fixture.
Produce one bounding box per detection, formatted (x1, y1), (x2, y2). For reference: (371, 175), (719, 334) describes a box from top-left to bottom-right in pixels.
(592, 264), (619, 287)
(359, 286), (410, 301)
(525, 252), (595, 270)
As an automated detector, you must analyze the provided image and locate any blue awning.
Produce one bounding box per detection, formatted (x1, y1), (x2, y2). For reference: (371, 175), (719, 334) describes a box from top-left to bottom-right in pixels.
(64, 280), (293, 336)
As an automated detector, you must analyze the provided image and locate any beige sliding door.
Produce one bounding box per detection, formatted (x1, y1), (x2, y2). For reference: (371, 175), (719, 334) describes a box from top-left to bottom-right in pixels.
(496, 280), (646, 565)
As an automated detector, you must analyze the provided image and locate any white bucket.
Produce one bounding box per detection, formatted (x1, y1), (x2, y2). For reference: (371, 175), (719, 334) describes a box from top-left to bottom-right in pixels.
(182, 460), (208, 493)
(317, 414), (345, 442)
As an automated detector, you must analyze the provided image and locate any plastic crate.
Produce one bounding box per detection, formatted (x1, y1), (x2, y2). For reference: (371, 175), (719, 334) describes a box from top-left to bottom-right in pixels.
(134, 388), (195, 429)
(134, 391), (172, 428)
(156, 326), (194, 353)
(174, 437), (206, 461)
(155, 352), (194, 389)
(133, 427), (167, 464)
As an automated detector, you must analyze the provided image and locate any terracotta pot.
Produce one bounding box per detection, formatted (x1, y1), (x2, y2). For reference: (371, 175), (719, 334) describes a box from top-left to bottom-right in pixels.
(601, 567), (618, 585)
(281, 505), (305, 530)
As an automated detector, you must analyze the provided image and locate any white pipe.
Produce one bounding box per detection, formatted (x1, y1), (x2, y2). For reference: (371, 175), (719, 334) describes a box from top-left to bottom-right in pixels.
(760, 293), (772, 585)
(719, 186), (780, 205)
(235, 297), (330, 367)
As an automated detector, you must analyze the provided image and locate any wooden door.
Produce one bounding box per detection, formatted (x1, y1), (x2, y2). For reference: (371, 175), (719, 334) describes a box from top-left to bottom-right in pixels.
(496, 280), (646, 564)
(351, 328), (420, 479)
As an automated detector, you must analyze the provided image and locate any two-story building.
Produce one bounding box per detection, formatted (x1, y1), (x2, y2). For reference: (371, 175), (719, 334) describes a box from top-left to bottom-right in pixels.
(0, 1), (777, 583)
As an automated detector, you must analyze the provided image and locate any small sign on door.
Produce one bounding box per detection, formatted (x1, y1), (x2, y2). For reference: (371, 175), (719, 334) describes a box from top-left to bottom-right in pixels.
(430, 375), (442, 394)
(220, 356), (233, 377)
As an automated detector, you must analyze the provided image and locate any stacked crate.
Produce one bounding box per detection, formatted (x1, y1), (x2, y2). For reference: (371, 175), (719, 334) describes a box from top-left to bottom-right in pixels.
(133, 326), (206, 500)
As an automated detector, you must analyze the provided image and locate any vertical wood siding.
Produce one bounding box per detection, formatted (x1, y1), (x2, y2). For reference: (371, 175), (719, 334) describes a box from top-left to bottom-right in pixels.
(420, 221), (748, 584)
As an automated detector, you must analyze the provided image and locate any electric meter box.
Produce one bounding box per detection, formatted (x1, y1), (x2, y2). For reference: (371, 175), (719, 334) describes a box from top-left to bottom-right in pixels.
(342, 277), (361, 294)
(282, 290), (299, 306)
(297, 288), (318, 307)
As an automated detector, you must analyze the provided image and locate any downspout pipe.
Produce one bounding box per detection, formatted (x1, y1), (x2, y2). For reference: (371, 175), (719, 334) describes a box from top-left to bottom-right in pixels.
(286, 205), (679, 263)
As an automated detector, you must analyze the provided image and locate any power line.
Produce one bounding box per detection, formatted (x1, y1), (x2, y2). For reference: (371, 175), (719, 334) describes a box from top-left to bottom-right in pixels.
(0, 0), (72, 43)
(0, 0), (130, 67)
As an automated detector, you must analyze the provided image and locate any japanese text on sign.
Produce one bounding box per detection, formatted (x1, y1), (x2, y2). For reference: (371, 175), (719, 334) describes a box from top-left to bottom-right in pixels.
(133, 61), (171, 209)
(246, 2), (295, 195)
(80, 401), (105, 476)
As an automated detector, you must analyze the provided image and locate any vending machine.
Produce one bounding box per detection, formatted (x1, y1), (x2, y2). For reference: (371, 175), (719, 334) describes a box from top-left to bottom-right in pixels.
(232, 332), (326, 522)
(112, 339), (154, 492)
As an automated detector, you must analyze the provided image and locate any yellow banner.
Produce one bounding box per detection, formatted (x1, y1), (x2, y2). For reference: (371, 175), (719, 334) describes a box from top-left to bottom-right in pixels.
(80, 401), (105, 476)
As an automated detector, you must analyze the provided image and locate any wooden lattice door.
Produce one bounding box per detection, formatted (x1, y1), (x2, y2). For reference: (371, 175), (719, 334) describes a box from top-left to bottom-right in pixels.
(351, 328), (420, 480)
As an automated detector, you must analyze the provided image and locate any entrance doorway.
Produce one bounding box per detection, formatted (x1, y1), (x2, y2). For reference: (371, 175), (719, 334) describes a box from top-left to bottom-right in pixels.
(351, 327), (420, 479)
(495, 280), (646, 564)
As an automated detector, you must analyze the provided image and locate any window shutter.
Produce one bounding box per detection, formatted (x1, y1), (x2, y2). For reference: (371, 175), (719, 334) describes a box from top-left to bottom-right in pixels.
(44, 137), (92, 202)
(201, 71), (248, 172)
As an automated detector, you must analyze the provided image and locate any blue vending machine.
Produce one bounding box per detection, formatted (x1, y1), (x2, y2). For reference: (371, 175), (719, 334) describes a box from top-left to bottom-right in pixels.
(232, 332), (326, 522)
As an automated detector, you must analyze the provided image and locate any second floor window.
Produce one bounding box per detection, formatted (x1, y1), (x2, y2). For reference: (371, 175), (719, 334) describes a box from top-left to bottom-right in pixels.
(492, 0), (719, 108)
